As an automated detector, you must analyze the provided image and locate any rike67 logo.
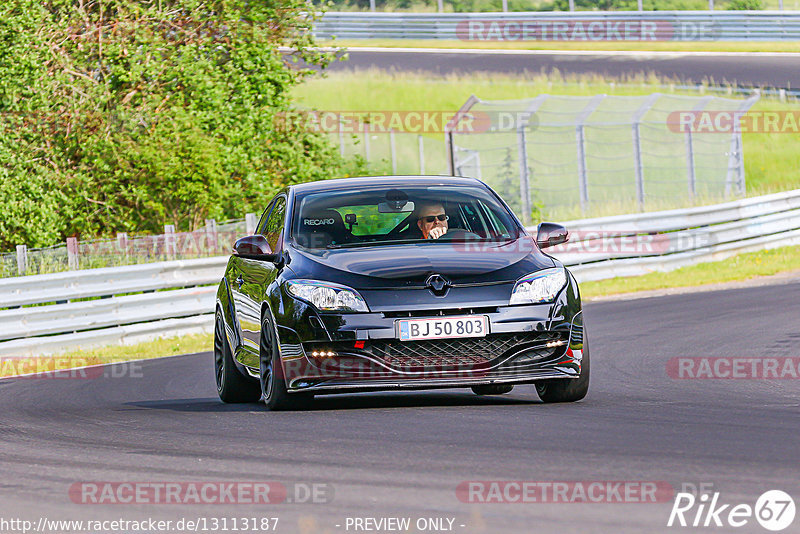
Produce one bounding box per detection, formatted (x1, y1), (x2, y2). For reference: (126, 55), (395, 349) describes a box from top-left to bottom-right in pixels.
(668, 490), (795, 531)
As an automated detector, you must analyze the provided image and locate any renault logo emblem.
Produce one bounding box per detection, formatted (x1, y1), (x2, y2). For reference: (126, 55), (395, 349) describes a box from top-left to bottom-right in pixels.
(426, 274), (451, 295)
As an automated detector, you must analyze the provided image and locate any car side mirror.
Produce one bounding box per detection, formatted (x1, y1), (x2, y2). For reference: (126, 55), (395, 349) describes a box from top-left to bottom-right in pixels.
(536, 222), (569, 249)
(233, 235), (278, 261)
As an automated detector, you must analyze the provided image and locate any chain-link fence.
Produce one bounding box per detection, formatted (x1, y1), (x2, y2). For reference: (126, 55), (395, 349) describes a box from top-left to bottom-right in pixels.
(1, 218), (249, 278)
(447, 92), (760, 223)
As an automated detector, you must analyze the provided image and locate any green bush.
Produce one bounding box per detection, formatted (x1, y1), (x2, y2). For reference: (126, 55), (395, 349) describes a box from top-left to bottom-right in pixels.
(727, 0), (764, 9)
(0, 0), (362, 250)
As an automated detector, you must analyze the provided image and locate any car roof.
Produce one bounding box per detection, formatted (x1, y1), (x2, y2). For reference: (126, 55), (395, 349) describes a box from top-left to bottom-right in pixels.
(289, 175), (485, 194)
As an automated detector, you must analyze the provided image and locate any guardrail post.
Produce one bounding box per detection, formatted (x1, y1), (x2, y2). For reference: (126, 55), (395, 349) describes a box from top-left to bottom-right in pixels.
(569, 0), (575, 10)
(67, 237), (79, 270)
(390, 129), (397, 174)
(205, 219), (218, 254)
(502, 0), (508, 11)
(16, 245), (27, 276)
(164, 225), (176, 259)
(245, 213), (258, 235)
(418, 135), (425, 174)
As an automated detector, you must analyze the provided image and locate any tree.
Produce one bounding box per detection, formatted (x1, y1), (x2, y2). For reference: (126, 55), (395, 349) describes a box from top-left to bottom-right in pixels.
(0, 0), (356, 249)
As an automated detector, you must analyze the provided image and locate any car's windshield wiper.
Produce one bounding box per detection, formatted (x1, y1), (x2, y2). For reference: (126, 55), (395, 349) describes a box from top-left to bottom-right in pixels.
(325, 238), (423, 249)
(323, 236), (517, 250)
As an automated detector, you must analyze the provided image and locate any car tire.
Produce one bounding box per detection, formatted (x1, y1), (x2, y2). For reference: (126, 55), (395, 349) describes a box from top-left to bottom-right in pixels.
(214, 309), (261, 403)
(471, 384), (514, 395)
(259, 312), (313, 411)
(535, 335), (590, 403)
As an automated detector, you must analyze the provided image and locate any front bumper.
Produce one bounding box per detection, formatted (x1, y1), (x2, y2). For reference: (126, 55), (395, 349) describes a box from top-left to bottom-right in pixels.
(275, 305), (585, 393)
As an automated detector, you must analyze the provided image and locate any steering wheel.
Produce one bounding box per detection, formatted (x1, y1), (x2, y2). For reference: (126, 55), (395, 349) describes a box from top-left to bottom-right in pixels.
(438, 228), (482, 241)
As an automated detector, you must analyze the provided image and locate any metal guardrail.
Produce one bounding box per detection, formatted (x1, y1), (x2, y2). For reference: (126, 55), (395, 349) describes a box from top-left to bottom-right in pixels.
(315, 11), (800, 41)
(1, 190), (799, 356)
(544, 189), (800, 281)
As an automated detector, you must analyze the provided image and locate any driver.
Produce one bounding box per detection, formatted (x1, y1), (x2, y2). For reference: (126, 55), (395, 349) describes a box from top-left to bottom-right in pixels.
(416, 202), (449, 240)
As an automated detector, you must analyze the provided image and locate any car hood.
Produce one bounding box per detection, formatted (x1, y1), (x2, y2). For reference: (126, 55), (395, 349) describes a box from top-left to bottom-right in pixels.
(288, 238), (555, 288)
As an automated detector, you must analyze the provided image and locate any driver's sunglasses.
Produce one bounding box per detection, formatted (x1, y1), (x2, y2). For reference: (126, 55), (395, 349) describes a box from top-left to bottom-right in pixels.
(420, 214), (449, 223)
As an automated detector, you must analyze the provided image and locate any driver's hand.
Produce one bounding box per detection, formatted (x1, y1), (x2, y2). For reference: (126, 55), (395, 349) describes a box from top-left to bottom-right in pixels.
(429, 226), (447, 240)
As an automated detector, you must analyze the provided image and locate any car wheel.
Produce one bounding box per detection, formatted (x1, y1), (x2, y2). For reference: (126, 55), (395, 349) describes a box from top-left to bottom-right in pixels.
(214, 309), (261, 403)
(259, 312), (313, 411)
(535, 335), (590, 403)
(471, 384), (514, 395)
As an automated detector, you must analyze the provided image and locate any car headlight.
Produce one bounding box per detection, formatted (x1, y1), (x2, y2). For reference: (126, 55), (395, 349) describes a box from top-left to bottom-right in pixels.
(509, 267), (567, 305)
(286, 280), (369, 313)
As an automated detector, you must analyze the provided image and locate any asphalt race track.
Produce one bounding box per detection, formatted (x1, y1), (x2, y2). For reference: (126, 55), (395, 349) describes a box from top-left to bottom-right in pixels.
(1, 281), (798, 533)
(330, 49), (800, 89)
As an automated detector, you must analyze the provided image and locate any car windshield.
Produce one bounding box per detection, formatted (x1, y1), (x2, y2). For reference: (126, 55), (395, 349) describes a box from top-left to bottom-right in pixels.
(292, 185), (521, 250)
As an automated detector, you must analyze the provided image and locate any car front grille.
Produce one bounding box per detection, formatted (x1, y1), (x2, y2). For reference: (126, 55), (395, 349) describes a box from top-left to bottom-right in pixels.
(367, 332), (562, 370)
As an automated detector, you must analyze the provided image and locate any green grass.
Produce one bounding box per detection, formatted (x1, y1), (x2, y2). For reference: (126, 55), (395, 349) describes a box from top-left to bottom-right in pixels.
(0, 333), (212, 378)
(326, 39), (800, 53)
(292, 69), (800, 220)
(580, 244), (800, 298)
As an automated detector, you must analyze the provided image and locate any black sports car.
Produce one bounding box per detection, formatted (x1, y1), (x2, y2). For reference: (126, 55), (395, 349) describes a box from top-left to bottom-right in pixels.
(214, 176), (588, 410)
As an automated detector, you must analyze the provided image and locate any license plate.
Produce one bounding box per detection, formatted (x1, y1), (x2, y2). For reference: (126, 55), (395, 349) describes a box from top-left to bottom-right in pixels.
(396, 315), (489, 341)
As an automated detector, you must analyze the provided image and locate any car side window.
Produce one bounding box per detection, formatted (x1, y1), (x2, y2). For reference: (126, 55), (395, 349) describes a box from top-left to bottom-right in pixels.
(264, 196), (286, 251)
(256, 200), (275, 236)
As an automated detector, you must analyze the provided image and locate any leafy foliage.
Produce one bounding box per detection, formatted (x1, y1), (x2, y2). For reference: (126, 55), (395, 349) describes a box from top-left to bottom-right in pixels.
(0, 0), (359, 250)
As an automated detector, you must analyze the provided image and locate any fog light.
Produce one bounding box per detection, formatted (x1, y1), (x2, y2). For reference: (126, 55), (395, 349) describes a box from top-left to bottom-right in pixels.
(546, 340), (565, 348)
(311, 350), (337, 358)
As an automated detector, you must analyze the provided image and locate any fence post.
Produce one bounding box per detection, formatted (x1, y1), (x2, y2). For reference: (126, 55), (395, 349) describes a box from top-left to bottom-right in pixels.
(16, 245), (27, 276)
(725, 93), (760, 196)
(631, 94), (660, 212)
(685, 129), (697, 201)
(569, 0), (575, 10)
(363, 122), (371, 162)
(575, 95), (605, 213)
(502, 0), (508, 11)
(67, 237), (79, 270)
(632, 123), (646, 211)
(684, 96), (712, 202)
(390, 129), (397, 174)
(446, 95), (480, 177)
(418, 135), (425, 174)
(437, 0), (443, 12)
(117, 233), (128, 264)
(338, 117), (345, 157)
(164, 225), (176, 259)
(245, 213), (258, 235)
(205, 219), (218, 254)
(516, 125), (532, 226)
